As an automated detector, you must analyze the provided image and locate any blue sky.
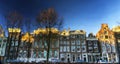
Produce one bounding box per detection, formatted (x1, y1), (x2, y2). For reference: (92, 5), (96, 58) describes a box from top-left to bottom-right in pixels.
(54, 0), (120, 35)
(0, 0), (120, 36)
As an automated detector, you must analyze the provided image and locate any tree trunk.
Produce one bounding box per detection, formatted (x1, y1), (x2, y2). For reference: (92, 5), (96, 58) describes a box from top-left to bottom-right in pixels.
(47, 28), (51, 63)
(7, 33), (13, 60)
(27, 43), (31, 58)
(13, 32), (17, 59)
(16, 32), (21, 58)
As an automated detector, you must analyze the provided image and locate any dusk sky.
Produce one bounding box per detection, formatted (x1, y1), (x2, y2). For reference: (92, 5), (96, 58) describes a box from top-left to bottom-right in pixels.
(0, 0), (120, 35)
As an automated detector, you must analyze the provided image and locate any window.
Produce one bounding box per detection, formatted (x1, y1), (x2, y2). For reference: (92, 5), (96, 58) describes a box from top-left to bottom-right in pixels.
(73, 55), (75, 61)
(94, 48), (98, 52)
(64, 33), (65, 35)
(54, 50), (58, 57)
(77, 55), (80, 60)
(71, 40), (75, 45)
(44, 50), (47, 58)
(63, 41), (66, 45)
(88, 41), (92, 46)
(38, 51), (42, 57)
(77, 35), (79, 38)
(3, 39), (7, 42)
(15, 42), (18, 46)
(67, 46), (70, 52)
(11, 42), (14, 46)
(71, 35), (75, 38)
(104, 28), (106, 30)
(76, 40), (80, 45)
(44, 41), (47, 47)
(81, 35), (85, 38)
(33, 51), (36, 58)
(77, 46), (80, 52)
(66, 41), (69, 45)
(94, 41), (97, 46)
(39, 40), (42, 48)
(60, 54), (64, 58)
(88, 47), (93, 52)
(60, 41), (63, 45)
(61, 58), (65, 61)
(64, 46), (66, 52)
(105, 36), (108, 39)
(84, 57), (86, 61)
(71, 46), (75, 52)
(82, 47), (85, 50)
(55, 41), (59, 47)
(82, 46), (86, 52)
(67, 36), (69, 39)
(49, 50), (52, 57)
(60, 46), (62, 52)
(81, 40), (85, 45)
(88, 55), (91, 62)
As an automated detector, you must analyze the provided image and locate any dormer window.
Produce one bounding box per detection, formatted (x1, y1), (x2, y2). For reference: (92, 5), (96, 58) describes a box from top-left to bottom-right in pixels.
(64, 33), (65, 35)
(80, 30), (83, 32)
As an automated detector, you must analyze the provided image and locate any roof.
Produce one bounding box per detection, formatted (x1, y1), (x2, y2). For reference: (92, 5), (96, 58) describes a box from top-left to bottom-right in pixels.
(112, 26), (120, 32)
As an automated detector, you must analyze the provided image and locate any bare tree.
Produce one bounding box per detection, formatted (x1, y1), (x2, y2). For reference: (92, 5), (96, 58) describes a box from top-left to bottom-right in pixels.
(36, 8), (63, 63)
(5, 11), (23, 60)
(22, 19), (34, 59)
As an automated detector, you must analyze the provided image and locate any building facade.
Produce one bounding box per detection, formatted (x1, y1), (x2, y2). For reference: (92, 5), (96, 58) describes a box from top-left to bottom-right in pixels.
(32, 28), (59, 60)
(3, 25), (119, 63)
(96, 24), (118, 63)
(18, 28), (59, 62)
(59, 29), (87, 63)
(0, 37), (7, 61)
(0, 25), (7, 62)
(18, 32), (34, 62)
(86, 33), (101, 63)
(112, 26), (120, 63)
(5, 28), (21, 61)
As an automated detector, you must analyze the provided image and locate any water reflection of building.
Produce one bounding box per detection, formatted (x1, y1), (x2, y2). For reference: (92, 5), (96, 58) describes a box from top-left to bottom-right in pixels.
(96, 24), (118, 63)
(86, 33), (101, 63)
(0, 25), (7, 62)
(0, 37), (7, 61)
(59, 29), (87, 63)
(33, 28), (59, 59)
(18, 32), (34, 59)
(18, 28), (59, 61)
(5, 28), (21, 61)
(112, 26), (120, 63)
(10, 24), (119, 63)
